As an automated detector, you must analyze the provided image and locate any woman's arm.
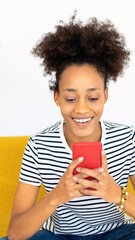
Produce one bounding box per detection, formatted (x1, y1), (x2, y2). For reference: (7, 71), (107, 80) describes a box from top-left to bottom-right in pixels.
(7, 182), (58, 240)
(76, 151), (135, 218)
(7, 157), (85, 240)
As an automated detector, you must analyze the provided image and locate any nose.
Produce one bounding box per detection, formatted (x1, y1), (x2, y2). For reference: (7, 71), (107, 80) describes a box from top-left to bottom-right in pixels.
(74, 99), (90, 114)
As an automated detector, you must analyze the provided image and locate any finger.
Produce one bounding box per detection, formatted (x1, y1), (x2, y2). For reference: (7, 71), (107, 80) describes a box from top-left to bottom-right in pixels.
(101, 150), (108, 172)
(72, 172), (89, 183)
(80, 187), (99, 196)
(77, 178), (99, 190)
(67, 157), (84, 174)
(76, 167), (101, 181)
(75, 172), (89, 179)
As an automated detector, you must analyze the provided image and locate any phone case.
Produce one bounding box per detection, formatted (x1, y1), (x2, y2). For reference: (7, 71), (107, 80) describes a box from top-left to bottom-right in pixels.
(72, 142), (102, 178)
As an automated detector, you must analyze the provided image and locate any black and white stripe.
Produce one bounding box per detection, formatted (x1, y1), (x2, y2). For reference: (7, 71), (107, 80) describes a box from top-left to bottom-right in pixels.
(19, 120), (135, 236)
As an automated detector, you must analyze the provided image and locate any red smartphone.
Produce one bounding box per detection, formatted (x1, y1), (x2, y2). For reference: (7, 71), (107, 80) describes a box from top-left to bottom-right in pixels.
(72, 142), (102, 181)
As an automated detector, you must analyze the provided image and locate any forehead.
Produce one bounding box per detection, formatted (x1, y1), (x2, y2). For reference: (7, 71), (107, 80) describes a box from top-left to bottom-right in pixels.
(59, 64), (105, 89)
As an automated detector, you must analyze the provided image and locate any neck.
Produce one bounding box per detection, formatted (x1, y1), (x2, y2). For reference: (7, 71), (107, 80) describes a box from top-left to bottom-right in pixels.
(63, 121), (102, 150)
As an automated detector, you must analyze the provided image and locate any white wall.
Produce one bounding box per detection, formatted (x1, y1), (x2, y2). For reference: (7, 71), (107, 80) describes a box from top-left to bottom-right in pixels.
(0, 0), (135, 136)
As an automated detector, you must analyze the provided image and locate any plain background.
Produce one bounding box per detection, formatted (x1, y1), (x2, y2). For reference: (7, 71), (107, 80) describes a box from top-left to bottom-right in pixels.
(0, 0), (135, 136)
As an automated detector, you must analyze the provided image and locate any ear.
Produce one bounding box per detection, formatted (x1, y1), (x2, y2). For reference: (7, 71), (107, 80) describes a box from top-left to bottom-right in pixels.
(54, 91), (60, 106)
(104, 87), (108, 104)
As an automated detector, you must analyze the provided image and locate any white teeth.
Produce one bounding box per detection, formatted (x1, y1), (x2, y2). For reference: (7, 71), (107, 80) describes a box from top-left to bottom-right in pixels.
(74, 118), (92, 123)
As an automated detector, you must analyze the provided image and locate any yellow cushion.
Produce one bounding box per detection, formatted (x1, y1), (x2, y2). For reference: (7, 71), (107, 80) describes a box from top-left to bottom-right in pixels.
(0, 136), (45, 237)
(128, 178), (135, 195)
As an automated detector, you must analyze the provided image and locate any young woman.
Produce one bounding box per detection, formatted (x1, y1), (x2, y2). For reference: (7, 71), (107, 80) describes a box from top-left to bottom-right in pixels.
(5, 13), (135, 240)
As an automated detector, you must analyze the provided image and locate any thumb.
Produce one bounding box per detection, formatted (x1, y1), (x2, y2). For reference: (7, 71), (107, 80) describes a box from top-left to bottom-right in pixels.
(101, 150), (108, 172)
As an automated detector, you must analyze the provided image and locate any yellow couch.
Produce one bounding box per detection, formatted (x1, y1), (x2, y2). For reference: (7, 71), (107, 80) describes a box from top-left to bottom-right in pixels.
(0, 136), (45, 237)
(0, 137), (135, 237)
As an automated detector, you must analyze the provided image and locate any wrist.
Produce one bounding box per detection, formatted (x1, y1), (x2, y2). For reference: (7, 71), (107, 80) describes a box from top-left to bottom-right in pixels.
(115, 185), (121, 204)
(47, 190), (60, 208)
(116, 186), (128, 211)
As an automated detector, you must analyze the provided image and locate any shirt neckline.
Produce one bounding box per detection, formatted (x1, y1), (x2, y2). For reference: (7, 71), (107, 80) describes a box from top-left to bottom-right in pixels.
(59, 119), (106, 154)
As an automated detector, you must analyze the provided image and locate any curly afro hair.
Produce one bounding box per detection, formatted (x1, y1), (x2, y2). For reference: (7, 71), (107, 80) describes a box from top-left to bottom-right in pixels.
(32, 12), (130, 91)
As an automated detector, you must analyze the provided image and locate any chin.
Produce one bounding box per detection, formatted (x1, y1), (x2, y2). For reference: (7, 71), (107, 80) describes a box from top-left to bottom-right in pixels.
(73, 131), (93, 141)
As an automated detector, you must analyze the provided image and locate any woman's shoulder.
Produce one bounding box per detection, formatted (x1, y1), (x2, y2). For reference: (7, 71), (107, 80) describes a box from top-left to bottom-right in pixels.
(102, 120), (135, 139)
(102, 120), (134, 131)
(29, 120), (62, 142)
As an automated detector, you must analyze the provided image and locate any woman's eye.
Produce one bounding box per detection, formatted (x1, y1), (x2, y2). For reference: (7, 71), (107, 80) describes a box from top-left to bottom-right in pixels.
(88, 97), (98, 102)
(65, 98), (76, 102)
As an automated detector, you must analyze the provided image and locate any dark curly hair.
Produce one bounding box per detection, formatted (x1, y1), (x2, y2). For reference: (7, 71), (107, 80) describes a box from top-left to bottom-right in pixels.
(32, 12), (130, 91)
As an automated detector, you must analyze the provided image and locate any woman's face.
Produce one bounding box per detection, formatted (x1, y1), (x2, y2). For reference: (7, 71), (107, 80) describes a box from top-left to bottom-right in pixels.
(54, 64), (108, 145)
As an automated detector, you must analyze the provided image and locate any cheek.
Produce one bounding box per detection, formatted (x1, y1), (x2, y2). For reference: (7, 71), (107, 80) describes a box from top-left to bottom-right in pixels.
(59, 103), (75, 118)
(93, 101), (105, 114)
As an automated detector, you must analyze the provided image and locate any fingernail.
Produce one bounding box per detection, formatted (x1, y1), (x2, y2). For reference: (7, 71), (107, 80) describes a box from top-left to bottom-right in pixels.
(102, 150), (106, 155)
(98, 167), (104, 173)
(76, 167), (80, 172)
(78, 157), (84, 162)
(73, 176), (78, 182)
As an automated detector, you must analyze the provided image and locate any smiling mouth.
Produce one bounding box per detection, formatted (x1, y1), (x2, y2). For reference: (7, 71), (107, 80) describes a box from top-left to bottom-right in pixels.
(73, 117), (93, 124)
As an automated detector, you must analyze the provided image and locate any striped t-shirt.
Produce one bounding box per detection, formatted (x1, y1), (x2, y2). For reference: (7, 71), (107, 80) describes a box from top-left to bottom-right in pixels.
(19, 120), (135, 236)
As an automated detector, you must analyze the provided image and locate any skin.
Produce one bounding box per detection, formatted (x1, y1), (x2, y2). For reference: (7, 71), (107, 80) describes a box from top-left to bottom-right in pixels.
(54, 64), (108, 146)
(7, 64), (135, 240)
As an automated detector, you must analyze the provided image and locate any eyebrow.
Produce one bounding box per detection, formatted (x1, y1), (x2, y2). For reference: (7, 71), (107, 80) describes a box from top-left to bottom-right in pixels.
(63, 88), (100, 92)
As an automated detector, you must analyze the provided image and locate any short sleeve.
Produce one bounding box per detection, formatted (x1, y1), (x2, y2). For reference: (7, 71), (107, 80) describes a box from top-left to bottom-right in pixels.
(19, 137), (42, 186)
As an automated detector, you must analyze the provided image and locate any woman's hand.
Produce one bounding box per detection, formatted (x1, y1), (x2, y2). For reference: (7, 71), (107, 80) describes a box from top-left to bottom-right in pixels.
(50, 157), (87, 205)
(73, 150), (121, 204)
